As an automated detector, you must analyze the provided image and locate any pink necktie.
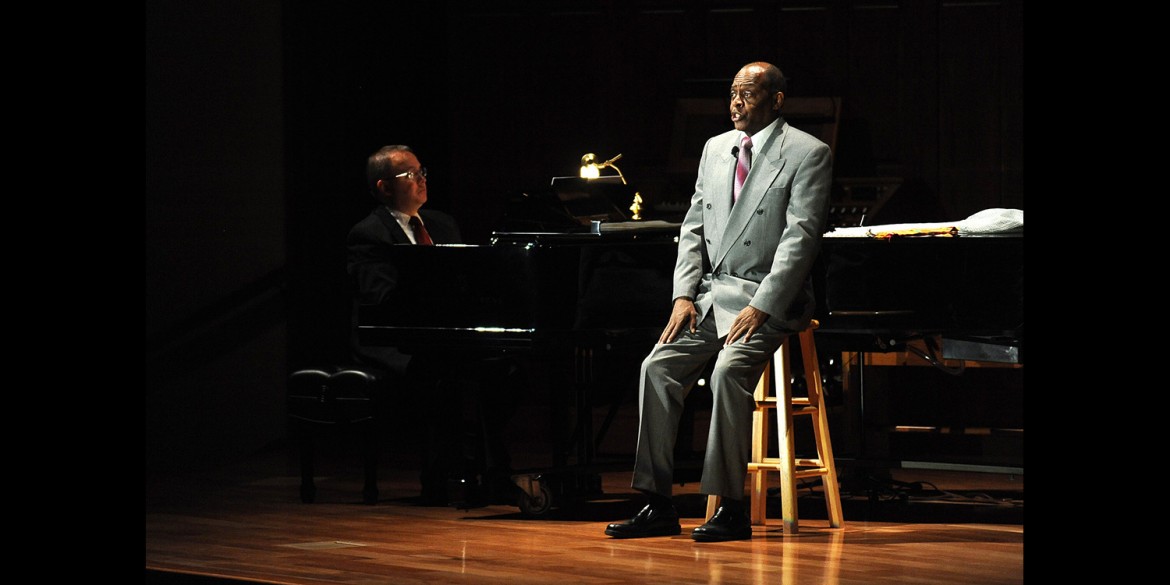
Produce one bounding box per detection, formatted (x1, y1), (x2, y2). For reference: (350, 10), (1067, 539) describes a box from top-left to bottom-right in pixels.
(734, 134), (753, 204)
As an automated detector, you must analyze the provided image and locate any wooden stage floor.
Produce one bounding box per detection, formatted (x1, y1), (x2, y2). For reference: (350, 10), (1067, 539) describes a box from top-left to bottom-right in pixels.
(145, 439), (1024, 585)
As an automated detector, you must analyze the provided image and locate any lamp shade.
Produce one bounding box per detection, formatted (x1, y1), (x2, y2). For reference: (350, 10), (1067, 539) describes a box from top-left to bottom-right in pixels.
(580, 153), (600, 179)
(578, 152), (626, 184)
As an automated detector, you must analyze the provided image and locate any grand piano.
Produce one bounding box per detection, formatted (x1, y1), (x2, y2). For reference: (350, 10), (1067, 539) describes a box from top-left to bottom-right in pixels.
(358, 180), (681, 513)
(357, 183), (1024, 513)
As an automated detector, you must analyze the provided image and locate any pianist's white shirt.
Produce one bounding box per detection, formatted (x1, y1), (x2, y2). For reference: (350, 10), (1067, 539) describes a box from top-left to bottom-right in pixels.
(386, 207), (426, 245)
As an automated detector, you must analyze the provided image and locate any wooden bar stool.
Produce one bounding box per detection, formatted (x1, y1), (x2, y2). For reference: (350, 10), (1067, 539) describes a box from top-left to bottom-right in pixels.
(706, 320), (844, 533)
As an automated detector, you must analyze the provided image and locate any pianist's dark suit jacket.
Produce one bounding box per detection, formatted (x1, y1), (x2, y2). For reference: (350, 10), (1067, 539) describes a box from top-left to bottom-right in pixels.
(346, 205), (462, 373)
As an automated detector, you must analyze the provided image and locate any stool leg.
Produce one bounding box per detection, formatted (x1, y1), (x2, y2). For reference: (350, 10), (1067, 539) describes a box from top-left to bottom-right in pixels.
(802, 328), (843, 528)
(776, 341), (799, 534)
(749, 360), (773, 526)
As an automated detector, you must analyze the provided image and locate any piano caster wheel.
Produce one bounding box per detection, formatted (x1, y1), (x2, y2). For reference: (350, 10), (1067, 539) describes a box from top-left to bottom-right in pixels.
(513, 474), (553, 516)
(518, 483), (552, 516)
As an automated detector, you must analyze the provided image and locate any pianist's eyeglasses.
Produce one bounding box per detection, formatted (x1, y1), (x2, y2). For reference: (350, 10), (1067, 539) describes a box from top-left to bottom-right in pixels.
(392, 167), (428, 182)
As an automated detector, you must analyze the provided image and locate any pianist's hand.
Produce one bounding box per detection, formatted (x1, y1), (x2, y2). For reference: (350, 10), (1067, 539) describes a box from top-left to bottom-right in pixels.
(725, 305), (769, 345)
(659, 298), (699, 344)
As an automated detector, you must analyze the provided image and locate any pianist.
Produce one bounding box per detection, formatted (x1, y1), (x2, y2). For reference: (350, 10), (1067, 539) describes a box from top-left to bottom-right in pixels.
(347, 144), (517, 506)
(605, 62), (832, 542)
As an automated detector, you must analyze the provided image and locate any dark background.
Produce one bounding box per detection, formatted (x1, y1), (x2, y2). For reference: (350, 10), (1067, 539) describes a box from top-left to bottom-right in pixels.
(145, 0), (1023, 472)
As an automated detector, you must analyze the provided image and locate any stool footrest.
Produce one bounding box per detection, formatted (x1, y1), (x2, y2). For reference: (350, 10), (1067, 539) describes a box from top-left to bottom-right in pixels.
(753, 401), (818, 416)
(749, 460), (829, 472)
(758, 397), (813, 405)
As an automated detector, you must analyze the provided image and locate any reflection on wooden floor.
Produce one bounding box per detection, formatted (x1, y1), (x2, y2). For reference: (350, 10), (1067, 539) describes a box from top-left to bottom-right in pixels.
(145, 443), (1023, 585)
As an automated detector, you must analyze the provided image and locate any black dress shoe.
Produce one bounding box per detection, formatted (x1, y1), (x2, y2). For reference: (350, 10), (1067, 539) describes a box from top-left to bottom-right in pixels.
(692, 505), (752, 542)
(605, 504), (682, 538)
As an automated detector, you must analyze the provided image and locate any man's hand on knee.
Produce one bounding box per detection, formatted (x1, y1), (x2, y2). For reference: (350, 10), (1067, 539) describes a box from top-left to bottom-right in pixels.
(725, 306), (769, 345)
(659, 298), (698, 344)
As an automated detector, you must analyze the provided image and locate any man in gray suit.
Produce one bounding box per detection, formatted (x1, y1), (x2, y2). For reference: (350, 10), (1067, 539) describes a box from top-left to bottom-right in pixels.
(605, 62), (832, 542)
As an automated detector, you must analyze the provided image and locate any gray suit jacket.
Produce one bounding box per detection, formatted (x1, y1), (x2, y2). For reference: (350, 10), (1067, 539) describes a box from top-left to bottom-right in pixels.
(672, 118), (833, 336)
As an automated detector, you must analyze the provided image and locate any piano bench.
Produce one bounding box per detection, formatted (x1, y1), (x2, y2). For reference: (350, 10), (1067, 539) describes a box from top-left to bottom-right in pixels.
(706, 320), (845, 533)
(287, 366), (391, 505)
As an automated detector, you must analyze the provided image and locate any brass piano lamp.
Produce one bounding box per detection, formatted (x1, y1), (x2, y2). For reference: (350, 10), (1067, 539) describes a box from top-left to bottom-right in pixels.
(579, 152), (643, 220)
(579, 152), (626, 184)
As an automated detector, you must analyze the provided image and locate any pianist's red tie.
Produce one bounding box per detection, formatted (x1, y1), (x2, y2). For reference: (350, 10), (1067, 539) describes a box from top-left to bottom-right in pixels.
(409, 215), (434, 246)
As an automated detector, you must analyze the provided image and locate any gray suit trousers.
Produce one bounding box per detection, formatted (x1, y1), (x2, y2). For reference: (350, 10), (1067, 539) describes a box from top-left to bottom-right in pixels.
(631, 314), (790, 499)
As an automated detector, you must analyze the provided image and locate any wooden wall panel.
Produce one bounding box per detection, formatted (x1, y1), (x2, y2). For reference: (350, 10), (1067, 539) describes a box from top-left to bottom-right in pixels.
(887, 0), (946, 222)
(700, 7), (772, 78)
(619, 7), (694, 167)
(840, 4), (903, 177)
(939, 1), (1010, 217)
(998, 0), (1024, 211)
(774, 4), (838, 98)
(445, 9), (623, 241)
